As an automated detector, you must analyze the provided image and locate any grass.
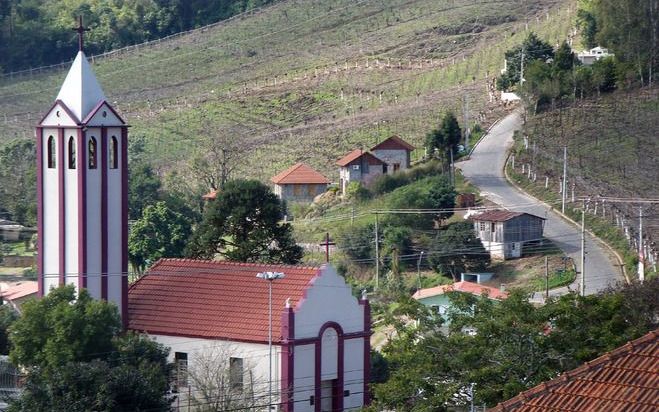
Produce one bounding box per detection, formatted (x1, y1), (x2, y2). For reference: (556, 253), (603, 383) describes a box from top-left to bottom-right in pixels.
(0, 0), (574, 186)
(531, 268), (576, 290)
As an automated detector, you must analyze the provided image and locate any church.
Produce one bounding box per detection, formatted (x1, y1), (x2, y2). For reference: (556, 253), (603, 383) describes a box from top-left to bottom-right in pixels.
(35, 22), (370, 412)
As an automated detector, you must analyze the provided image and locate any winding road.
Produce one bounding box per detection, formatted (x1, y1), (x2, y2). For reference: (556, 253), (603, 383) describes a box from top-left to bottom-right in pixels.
(457, 110), (623, 296)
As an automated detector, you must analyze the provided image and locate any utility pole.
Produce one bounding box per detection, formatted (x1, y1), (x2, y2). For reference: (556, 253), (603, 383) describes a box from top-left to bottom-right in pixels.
(561, 146), (568, 212)
(580, 200), (586, 296)
(450, 149), (455, 186)
(545, 256), (549, 299)
(374, 212), (380, 289)
(416, 251), (424, 292)
(638, 207), (644, 283)
(519, 46), (525, 89)
(463, 92), (470, 151)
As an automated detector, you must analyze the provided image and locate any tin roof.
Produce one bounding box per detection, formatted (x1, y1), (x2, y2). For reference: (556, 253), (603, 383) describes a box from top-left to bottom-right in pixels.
(270, 163), (330, 185)
(492, 329), (659, 411)
(471, 210), (545, 222)
(127, 259), (321, 343)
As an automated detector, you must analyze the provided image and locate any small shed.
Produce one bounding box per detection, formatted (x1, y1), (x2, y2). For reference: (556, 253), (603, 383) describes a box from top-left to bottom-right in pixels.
(270, 162), (330, 203)
(336, 149), (386, 195)
(471, 210), (545, 259)
(370, 135), (415, 173)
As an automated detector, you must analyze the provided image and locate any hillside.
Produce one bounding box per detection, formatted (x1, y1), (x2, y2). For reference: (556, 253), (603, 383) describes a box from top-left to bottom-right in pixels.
(0, 0), (572, 188)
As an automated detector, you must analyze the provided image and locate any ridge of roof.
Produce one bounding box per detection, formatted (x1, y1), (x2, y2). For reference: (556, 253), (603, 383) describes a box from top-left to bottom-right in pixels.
(371, 135), (415, 151)
(270, 162), (330, 184)
(336, 149), (386, 166)
(471, 209), (546, 222)
(55, 51), (107, 122)
(492, 329), (659, 411)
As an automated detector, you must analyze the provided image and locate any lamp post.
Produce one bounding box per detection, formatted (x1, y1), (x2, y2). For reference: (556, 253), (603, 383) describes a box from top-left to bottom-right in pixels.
(256, 271), (285, 411)
(416, 251), (424, 291)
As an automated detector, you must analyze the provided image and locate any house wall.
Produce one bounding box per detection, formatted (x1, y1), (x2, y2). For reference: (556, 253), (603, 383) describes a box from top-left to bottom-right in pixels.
(339, 163), (384, 195)
(474, 215), (543, 259)
(277, 183), (328, 203)
(417, 294), (451, 317)
(371, 149), (410, 171)
(148, 334), (275, 410)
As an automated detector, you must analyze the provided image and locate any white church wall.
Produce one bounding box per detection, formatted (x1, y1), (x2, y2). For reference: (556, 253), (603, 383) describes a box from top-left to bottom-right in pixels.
(320, 328), (338, 380)
(292, 343), (315, 412)
(40, 102), (78, 127)
(294, 266), (365, 338)
(64, 129), (79, 289)
(343, 338), (366, 410)
(106, 128), (123, 308)
(148, 334), (278, 406)
(85, 129), (102, 298)
(42, 128), (60, 293)
(85, 103), (123, 127)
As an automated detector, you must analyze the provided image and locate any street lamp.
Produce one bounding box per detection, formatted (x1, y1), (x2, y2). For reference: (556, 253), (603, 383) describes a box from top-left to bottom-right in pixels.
(416, 251), (425, 292)
(256, 271), (285, 411)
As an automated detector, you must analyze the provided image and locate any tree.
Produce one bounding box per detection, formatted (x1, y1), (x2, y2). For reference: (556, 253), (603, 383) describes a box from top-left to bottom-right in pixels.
(0, 305), (17, 355)
(128, 163), (162, 220)
(128, 201), (193, 273)
(497, 32), (554, 91)
(0, 139), (36, 226)
(8, 285), (173, 412)
(185, 179), (303, 264)
(187, 345), (260, 412)
(439, 112), (462, 153)
(427, 221), (489, 281)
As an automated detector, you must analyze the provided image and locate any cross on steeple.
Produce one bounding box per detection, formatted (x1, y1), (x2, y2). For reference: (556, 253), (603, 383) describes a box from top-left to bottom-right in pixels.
(72, 16), (90, 52)
(319, 232), (336, 263)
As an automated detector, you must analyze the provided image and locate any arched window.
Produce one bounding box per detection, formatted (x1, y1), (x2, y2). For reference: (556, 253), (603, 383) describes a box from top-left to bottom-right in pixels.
(68, 136), (76, 169)
(109, 136), (118, 169)
(47, 136), (56, 168)
(88, 137), (97, 169)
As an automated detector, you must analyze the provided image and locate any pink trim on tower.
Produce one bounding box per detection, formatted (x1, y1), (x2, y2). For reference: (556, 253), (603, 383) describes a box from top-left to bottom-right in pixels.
(77, 128), (87, 289)
(121, 127), (129, 327)
(281, 307), (295, 412)
(58, 129), (65, 286)
(36, 128), (44, 297)
(360, 298), (372, 405)
(314, 322), (344, 412)
(37, 100), (81, 126)
(101, 127), (108, 300)
(81, 100), (128, 125)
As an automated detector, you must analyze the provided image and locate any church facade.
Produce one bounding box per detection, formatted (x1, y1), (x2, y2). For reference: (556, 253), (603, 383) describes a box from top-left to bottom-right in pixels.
(36, 28), (371, 412)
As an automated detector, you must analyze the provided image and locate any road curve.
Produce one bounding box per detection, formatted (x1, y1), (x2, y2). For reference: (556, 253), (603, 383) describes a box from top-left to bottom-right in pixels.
(457, 110), (623, 295)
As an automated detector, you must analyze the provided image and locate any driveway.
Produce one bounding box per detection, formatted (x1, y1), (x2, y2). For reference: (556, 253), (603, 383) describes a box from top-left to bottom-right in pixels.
(457, 110), (623, 296)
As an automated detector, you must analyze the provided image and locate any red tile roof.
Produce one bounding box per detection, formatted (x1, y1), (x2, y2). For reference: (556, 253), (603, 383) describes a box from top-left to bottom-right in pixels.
(471, 210), (545, 222)
(0, 281), (38, 301)
(412, 281), (508, 300)
(371, 135), (415, 151)
(336, 149), (386, 167)
(127, 259), (321, 343)
(270, 163), (330, 185)
(492, 329), (659, 411)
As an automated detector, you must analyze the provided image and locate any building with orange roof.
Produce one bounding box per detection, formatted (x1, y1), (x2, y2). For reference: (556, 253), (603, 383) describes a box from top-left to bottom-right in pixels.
(270, 163), (330, 203)
(336, 149), (386, 195)
(370, 135), (415, 173)
(0, 281), (38, 312)
(128, 259), (371, 411)
(491, 328), (658, 411)
(412, 281), (508, 320)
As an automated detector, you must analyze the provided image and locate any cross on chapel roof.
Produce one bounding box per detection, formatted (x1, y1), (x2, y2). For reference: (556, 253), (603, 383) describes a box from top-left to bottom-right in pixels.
(72, 16), (90, 52)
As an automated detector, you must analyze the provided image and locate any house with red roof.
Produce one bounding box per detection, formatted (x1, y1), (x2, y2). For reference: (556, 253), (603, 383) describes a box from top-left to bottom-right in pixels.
(128, 259), (371, 412)
(271, 163), (330, 203)
(1, 281), (38, 313)
(413, 281), (508, 320)
(470, 210), (546, 259)
(370, 135), (415, 174)
(491, 328), (658, 411)
(336, 149), (386, 196)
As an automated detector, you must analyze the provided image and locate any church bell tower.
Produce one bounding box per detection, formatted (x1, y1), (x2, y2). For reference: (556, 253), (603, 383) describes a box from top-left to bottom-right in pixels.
(36, 17), (128, 323)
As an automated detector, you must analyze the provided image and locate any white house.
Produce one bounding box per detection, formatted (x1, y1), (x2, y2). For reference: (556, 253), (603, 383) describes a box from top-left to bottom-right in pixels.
(128, 259), (371, 412)
(471, 210), (545, 259)
(577, 46), (614, 65)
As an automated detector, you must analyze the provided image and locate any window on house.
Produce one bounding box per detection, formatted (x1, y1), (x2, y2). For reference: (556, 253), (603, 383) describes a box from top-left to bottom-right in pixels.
(88, 137), (97, 169)
(491, 223), (496, 232)
(393, 163), (400, 172)
(307, 184), (316, 196)
(109, 136), (118, 169)
(352, 164), (360, 170)
(47, 136), (56, 168)
(68, 137), (76, 169)
(293, 185), (302, 196)
(229, 357), (243, 392)
(479, 222), (486, 231)
(174, 352), (188, 388)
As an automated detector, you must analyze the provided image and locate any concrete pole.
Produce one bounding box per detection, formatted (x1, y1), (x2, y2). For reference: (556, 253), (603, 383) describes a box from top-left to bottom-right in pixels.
(580, 201), (586, 296)
(639, 207), (645, 283)
(562, 146), (567, 214)
(375, 213), (380, 289)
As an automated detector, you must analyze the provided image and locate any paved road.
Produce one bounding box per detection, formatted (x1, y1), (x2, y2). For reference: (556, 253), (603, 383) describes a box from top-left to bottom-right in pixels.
(457, 110), (623, 296)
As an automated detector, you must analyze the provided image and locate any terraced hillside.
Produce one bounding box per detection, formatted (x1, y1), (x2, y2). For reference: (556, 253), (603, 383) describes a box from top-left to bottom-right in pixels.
(0, 0), (573, 186)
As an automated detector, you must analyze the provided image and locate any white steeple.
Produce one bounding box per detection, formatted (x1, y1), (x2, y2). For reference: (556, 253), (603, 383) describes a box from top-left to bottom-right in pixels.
(55, 51), (106, 122)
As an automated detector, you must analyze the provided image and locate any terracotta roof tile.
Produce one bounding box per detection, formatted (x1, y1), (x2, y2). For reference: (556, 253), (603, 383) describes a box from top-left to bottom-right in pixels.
(471, 209), (546, 222)
(412, 281), (508, 300)
(0, 281), (38, 301)
(491, 329), (659, 411)
(336, 149), (386, 167)
(127, 259), (320, 343)
(270, 163), (330, 184)
(371, 135), (415, 151)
